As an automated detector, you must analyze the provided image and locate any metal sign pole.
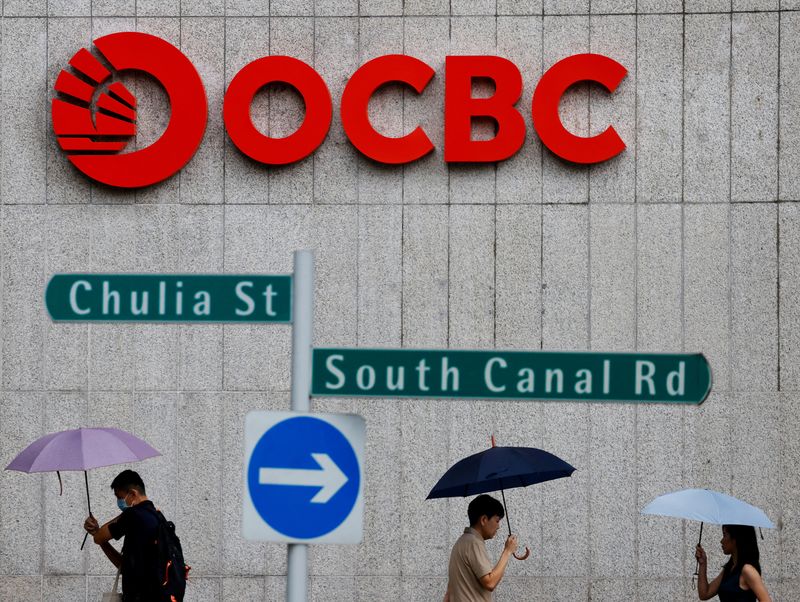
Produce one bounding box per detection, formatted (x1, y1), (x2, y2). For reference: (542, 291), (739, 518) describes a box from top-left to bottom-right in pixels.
(288, 250), (314, 602)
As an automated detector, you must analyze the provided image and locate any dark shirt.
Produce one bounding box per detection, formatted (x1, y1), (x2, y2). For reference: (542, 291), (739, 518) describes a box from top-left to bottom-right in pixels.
(108, 500), (160, 601)
(718, 566), (757, 602)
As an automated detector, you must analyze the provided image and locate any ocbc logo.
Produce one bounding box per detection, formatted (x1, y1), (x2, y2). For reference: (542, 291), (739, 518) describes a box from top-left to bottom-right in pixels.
(53, 32), (207, 189)
(53, 32), (627, 189)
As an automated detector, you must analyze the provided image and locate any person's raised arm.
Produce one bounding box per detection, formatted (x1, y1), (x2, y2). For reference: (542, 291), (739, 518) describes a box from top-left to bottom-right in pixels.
(88, 514), (119, 545)
(479, 535), (518, 592)
(695, 545), (723, 600)
(741, 564), (772, 602)
(84, 515), (122, 569)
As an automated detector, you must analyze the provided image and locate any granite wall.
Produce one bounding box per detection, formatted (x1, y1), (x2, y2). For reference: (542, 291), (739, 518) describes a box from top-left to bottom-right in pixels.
(0, 1), (798, 600)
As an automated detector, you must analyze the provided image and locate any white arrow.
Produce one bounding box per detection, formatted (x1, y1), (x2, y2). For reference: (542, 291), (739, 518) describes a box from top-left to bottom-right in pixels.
(258, 453), (348, 504)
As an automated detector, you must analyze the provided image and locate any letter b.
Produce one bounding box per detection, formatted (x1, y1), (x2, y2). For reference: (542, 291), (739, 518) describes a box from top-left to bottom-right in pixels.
(444, 56), (525, 163)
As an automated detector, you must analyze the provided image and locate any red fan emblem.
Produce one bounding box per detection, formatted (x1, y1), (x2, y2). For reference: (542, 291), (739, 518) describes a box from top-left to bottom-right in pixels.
(51, 32), (207, 189)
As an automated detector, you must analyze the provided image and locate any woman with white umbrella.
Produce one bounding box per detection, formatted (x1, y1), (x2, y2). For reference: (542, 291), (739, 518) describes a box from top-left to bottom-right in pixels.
(694, 524), (772, 602)
(641, 488), (775, 602)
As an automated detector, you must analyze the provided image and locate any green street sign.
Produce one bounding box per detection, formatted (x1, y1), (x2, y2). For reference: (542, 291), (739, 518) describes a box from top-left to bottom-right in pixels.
(311, 349), (712, 404)
(45, 274), (292, 323)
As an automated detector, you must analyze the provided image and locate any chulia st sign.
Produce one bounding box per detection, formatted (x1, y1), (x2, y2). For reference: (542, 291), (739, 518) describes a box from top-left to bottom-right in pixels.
(312, 349), (711, 404)
(45, 274), (292, 323)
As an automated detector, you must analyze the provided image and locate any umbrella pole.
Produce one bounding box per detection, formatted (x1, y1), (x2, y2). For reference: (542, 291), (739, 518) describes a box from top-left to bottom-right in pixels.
(84, 470), (92, 516)
(80, 471), (92, 551)
(500, 488), (512, 535)
(492, 434), (512, 536)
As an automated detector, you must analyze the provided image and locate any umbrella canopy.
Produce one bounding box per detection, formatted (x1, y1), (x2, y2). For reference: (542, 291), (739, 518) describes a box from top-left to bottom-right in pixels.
(641, 488), (775, 528)
(5, 427), (160, 473)
(427, 446), (576, 500)
(427, 442), (576, 561)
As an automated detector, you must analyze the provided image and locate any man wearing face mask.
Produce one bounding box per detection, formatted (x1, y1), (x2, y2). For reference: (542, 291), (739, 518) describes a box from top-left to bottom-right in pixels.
(83, 470), (160, 602)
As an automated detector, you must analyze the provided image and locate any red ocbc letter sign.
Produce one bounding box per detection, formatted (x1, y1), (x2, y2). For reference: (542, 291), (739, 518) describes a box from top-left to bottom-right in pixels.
(226, 52), (627, 166)
(53, 33), (628, 187)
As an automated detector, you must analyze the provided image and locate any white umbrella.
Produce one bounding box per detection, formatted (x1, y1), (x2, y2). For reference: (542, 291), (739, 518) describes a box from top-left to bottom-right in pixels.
(641, 488), (775, 581)
(642, 488), (775, 528)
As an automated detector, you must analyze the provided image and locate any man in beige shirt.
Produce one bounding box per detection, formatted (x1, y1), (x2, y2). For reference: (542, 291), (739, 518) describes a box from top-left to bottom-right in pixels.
(445, 494), (518, 601)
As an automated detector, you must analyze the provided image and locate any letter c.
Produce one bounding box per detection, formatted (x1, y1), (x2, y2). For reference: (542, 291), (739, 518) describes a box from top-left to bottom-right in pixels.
(533, 53), (627, 164)
(69, 280), (92, 315)
(484, 357), (508, 393)
(341, 54), (435, 164)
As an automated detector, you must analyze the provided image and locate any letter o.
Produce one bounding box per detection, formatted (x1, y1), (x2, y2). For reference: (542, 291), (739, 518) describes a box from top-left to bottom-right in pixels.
(356, 365), (376, 391)
(223, 56), (332, 165)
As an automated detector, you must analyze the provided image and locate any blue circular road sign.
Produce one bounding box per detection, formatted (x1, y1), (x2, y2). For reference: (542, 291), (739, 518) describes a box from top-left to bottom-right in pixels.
(247, 415), (361, 539)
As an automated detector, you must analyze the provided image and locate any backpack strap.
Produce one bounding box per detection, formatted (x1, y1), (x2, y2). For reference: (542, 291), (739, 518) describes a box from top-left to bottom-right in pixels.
(141, 503), (168, 528)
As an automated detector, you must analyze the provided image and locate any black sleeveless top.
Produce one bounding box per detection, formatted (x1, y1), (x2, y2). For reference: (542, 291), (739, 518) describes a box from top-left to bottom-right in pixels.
(718, 566), (757, 602)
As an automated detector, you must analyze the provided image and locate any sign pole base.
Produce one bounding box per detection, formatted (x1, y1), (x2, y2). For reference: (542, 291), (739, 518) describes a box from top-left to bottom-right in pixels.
(287, 543), (308, 602)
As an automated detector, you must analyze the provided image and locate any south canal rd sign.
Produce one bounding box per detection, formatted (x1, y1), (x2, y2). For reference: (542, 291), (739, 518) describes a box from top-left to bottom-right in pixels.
(45, 274), (291, 322)
(243, 411), (365, 544)
(312, 349), (712, 404)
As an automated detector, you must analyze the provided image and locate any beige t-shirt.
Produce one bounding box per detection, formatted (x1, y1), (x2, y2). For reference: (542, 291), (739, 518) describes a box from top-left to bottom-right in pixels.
(447, 528), (494, 602)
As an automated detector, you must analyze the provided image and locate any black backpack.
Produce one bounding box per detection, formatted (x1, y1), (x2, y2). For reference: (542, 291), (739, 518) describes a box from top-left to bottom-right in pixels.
(149, 508), (190, 602)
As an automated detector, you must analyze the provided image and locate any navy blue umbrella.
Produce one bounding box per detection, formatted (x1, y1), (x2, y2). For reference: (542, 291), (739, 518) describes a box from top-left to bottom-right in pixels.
(427, 437), (576, 559)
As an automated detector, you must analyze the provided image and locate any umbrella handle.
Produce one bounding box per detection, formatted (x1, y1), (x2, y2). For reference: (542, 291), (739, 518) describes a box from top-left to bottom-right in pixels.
(693, 521), (703, 574)
(692, 521), (704, 590)
(499, 489), (530, 561)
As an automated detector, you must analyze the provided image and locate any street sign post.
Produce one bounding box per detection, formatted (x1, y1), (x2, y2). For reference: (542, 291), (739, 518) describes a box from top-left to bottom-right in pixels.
(312, 349), (712, 405)
(45, 274), (292, 322)
(242, 411), (365, 544)
(287, 250), (312, 602)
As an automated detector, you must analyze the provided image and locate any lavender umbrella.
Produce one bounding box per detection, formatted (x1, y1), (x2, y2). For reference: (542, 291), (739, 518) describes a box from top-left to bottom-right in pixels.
(5, 427), (161, 549)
